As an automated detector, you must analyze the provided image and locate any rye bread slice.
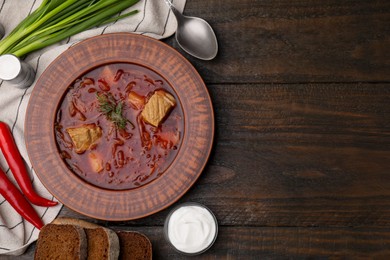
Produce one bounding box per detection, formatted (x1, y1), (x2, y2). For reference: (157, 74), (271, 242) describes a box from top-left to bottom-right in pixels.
(34, 224), (87, 260)
(52, 217), (120, 260)
(84, 228), (119, 260)
(116, 231), (152, 260)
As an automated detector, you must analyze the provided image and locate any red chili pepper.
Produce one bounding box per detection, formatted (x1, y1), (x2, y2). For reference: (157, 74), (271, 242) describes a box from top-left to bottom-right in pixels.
(0, 122), (57, 207)
(0, 167), (43, 229)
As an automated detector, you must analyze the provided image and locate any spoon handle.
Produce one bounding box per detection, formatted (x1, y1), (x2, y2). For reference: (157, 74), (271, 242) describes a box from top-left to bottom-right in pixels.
(164, 0), (184, 20)
(164, 0), (173, 8)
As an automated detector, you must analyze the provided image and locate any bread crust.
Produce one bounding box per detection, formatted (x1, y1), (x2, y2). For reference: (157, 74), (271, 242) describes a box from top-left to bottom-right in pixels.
(103, 227), (120, 260)
(51, 218), (120, 260)
(52, 217), (101, 229)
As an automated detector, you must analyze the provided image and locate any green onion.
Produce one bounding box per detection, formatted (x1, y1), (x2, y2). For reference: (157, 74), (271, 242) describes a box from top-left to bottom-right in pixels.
(0, 0), (139, 57)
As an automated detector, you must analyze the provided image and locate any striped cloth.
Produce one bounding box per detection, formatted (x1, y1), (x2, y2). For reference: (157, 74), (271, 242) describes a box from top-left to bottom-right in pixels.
(0, 0), (186, 256)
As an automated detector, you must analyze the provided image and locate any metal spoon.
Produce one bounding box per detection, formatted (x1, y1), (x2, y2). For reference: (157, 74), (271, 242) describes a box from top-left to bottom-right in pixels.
(164, 0), (218, 60)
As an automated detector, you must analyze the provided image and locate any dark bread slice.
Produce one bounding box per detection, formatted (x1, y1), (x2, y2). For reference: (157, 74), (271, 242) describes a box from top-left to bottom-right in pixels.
(52, 217), (119, 260)
(85, 228), (109, 259)
(116, 231), (152, 260)
(34, 224), (87, 260)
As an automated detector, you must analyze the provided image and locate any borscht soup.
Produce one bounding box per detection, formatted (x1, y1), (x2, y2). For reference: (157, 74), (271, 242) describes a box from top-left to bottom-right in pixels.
(55, 63), (183, 190)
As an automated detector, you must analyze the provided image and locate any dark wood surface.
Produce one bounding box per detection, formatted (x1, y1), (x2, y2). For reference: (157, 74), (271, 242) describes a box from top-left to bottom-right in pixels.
(7, 0), (390, 259)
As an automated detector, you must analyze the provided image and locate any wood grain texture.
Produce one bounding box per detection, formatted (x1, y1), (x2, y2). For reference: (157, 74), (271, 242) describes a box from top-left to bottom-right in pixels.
(9, 0), (390, 258)
(170, 0), (390, 83)
(197, 83), (390, 227)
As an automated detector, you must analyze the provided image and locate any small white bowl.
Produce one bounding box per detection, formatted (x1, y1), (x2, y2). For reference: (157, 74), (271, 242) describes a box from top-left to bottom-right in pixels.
(164, 202), (218, 256)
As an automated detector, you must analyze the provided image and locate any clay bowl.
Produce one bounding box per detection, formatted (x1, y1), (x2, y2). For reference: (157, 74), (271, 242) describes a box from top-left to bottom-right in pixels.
(25, 33), (214, 221)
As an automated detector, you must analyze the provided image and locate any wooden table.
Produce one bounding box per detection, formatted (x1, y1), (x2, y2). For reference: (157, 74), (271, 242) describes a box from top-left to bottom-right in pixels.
(11, 0), (390, 258)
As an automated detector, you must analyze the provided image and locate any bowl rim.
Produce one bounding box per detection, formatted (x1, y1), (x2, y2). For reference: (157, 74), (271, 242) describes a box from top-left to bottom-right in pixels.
(24, 33), (215, 221)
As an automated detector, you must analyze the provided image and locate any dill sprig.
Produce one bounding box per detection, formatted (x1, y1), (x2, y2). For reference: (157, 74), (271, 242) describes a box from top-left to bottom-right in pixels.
(96, 92), (134, 130)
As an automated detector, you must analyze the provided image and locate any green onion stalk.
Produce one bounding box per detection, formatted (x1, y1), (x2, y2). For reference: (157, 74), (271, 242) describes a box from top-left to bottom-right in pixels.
(0, 0), (139, 57)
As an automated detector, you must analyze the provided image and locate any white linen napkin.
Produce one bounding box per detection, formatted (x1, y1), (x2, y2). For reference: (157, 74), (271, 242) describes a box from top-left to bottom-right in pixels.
(0, 0), (186, 255)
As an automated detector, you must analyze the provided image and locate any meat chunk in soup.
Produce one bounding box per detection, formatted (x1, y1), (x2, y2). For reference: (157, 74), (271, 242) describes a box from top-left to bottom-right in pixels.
(66, 124), (102, 154)
(141, 90), (176, 127)
(128, 91), (145, 110)
(88, 152), (104, 173)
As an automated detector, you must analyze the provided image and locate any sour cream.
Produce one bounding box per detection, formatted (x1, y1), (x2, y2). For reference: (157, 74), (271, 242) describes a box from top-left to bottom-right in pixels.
(165, 203), (218, 254)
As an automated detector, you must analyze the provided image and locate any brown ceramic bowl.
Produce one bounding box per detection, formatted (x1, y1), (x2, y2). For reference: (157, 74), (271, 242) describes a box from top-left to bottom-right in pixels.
(25, 33), (214, 221)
